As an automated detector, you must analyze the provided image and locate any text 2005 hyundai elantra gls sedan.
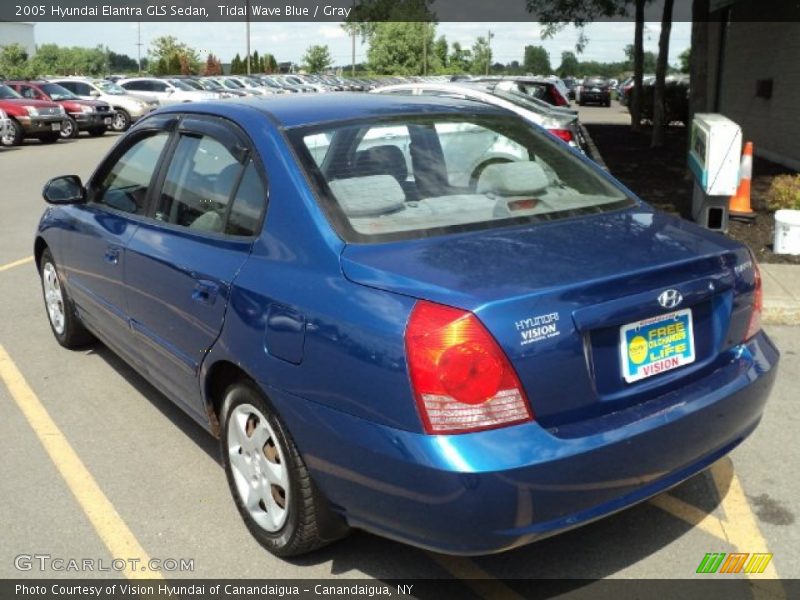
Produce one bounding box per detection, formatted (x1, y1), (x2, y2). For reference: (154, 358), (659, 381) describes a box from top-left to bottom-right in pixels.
(35, 94), (778, 556)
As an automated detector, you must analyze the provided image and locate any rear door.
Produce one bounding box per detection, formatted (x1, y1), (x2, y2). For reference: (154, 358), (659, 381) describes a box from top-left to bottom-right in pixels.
(124, 115), (267, 416)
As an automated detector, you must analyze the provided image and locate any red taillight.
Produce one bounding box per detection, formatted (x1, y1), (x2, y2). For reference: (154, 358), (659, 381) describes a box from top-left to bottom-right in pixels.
(549, 87), (568, 106)
(744, 259), (763, 341)
(405, 301), (533, 434)
(549, 128), (574, 144)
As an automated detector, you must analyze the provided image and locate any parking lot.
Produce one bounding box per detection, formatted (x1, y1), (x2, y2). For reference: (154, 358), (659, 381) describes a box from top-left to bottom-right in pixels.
(0, 120), (798, 591)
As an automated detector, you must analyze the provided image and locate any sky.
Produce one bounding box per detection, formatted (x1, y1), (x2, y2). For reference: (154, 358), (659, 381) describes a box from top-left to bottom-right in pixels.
(33, 21), (692, 69)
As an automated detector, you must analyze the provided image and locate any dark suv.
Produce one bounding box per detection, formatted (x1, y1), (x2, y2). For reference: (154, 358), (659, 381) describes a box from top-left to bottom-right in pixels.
(579, 77), (612, 107)
(0, 83), (65, 146)
(5, 80), (113, 138)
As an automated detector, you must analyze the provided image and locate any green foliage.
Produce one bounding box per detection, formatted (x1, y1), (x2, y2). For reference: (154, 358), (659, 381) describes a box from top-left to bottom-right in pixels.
(203, 53), (222, 76)
(230, 53), (243, 75)
(471, 36), (492, 75)
(677, 47), (691, 73)
(303, 44), (333, 73)
(367, 22), (436, 75)
(149, 35), (199, 75)
(766, 175), (800, 212)
(433, 36), (448, 69)
(262, 53), (278, 74)
(449, 42), (471, 72)
(0, 44), (40, 79)
(523, 45), (551, 75)
(557, 51), (580, 77)
(624, 44), (657, 73)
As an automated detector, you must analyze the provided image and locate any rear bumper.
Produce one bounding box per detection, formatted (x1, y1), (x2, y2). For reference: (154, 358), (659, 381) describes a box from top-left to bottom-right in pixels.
(266, 332), (778, 555)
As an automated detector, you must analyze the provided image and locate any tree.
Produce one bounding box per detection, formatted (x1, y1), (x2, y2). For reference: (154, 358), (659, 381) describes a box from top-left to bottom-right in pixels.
(203, 53), (222, 76)
(624, 43), (657, 74)
(303, 44), (333, 73)
(107, 51), (138, 73)
(0, 44), (39, 79)
(689, 0), (710, 120)
(651, 0), (676, 148)
(262, 53), (278, 74)
(230, 53), (243, 75)
(367, 22), (436, 75)
(677, 47), (691, 73)
(433, 36), (448, 69)
(523, 45), (551, 75)
(449, 42), (472, 72)
(630, 0), (647, 133)
(471, 36), (492, 75)
(148, 35), (199, 75)
(557, 51), (580, 77)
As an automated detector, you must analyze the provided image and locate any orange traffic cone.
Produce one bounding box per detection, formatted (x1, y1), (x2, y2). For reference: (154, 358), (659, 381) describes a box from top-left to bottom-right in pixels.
(729, 142), (756, 222)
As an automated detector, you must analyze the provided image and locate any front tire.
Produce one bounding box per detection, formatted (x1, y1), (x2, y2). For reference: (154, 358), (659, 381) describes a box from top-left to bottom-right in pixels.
(39, 249), (95, 348)
(220, 381), (347, 557)
(60, 117), (79, 139)
(110, 109), (131, 132)
(2, 118), (24, 146)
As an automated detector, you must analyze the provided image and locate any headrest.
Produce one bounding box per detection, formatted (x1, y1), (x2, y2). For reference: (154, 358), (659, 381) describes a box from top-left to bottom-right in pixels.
(328, 175), (406, 218)
(477, 161), (549, 196)
(354, 145), (408, 184)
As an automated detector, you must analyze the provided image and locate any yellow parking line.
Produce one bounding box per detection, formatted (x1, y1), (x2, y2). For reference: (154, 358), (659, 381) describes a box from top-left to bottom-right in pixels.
(649, 493), (728, 540)
(0, 256), (33, 273)
(426, 553), (526, 600)
(0, 344), (161, 580)
(710, 459), (780, 581)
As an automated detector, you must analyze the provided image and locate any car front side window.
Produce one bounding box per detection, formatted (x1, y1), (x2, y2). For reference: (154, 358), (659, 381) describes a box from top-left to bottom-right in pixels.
(93, 133), (170, 214)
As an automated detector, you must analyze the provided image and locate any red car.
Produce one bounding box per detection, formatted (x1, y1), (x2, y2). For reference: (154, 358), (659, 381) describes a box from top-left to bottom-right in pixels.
(5, 80), (114, 139)
(0, 83), (65, 146)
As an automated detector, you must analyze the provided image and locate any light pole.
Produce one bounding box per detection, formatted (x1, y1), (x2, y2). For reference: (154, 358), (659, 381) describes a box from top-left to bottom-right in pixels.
(136, 22), (143, 73)
(246, 0), (251, 75)
(486, 29), (494, 76)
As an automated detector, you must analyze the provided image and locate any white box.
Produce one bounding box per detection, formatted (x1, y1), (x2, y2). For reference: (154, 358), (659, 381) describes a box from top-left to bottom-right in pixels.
(688, 113), (742, 196)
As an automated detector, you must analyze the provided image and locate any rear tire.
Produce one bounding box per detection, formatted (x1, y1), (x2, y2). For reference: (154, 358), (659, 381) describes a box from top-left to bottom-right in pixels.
(39, 249), (95, 348)
(2, 119), (24, 146)
(220, 381), (348, 557)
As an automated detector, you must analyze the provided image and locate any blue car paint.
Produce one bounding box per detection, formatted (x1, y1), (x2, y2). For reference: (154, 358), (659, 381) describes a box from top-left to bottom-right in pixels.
(36, 95), (778, 555)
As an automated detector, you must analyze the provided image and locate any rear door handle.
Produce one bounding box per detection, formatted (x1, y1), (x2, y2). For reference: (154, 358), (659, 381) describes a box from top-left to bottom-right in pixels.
(104, 245), (121, 265)
(192, 280), (220, 305)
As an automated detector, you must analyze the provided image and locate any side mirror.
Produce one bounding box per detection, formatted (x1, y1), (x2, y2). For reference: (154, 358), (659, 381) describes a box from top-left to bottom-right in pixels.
(90, 90), (101, 97)
(42, 175), (86, 205)
(165, 88), (174, 94)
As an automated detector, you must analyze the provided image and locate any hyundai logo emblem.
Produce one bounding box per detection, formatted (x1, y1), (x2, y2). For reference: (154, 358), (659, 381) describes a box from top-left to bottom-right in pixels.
(658, 289), (683, 309)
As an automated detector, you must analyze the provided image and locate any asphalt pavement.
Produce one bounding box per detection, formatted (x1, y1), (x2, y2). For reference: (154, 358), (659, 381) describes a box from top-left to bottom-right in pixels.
(0, 128), (797, 589)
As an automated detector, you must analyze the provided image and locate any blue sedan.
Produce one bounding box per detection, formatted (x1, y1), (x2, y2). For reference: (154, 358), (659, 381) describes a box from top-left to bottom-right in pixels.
(35, 94), (778, 556)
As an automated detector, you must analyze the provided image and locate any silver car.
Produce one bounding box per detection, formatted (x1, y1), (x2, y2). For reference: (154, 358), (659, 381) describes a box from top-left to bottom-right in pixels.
(118, 78), (220, 106)
(373, 82), (586, 154)
(50, 78), (158, 132)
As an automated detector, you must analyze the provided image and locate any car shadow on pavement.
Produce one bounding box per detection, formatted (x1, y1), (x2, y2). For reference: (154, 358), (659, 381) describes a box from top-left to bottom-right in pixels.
(88, 342), (731, 584)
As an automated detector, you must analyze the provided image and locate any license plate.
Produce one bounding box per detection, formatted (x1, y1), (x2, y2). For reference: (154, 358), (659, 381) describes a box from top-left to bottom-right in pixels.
(104, 117), (112, 125)
(51, 123), (61, 131)
(620, 309), (695, 383)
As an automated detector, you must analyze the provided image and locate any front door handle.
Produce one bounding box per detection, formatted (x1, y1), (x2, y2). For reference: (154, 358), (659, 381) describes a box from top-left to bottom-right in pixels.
(192, 280), (220, 305)
(104, 245), (121, 265)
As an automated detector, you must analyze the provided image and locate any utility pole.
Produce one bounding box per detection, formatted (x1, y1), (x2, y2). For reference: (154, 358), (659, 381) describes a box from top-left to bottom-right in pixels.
(351, 27), (356, 76)
(246, 0), (251, 75)
(486, 29), (494, 76)
(136, 22), (143, 73)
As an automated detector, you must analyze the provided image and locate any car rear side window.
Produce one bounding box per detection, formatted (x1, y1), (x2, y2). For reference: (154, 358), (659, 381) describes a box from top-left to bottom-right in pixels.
(94, 132), (169, 214)
(226, 161), (266, 236)
(156, 134), (243, 233)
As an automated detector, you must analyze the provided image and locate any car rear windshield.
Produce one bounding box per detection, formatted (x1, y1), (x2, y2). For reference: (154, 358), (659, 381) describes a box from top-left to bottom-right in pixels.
(289, 113), (634, 243)
(40, 83), (77, 100)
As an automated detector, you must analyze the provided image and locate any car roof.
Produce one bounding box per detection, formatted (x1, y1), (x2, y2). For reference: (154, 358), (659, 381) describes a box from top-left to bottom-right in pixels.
(168, 93), (509, 128)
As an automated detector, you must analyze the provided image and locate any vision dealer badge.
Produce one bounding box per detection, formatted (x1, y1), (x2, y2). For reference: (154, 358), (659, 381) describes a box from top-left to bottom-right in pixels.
(516, 312), (561, 346)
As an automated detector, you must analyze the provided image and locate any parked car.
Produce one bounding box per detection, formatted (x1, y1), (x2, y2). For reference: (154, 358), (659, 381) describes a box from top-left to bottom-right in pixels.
(50, 77), (158, 132)
(373, 82), (586, 154)
(35, 93), (777, 557)
(5, 80), (113, 138)
(0, 108), (10, 143)
(118, 77), (220, 105)
(0, 83), (65, 146)
(578, 76), (612, 106)
(473, 77), (571, 107)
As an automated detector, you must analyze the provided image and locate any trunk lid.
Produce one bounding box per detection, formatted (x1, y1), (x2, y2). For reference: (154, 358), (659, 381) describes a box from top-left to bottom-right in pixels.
(341, 208), (756, 427)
